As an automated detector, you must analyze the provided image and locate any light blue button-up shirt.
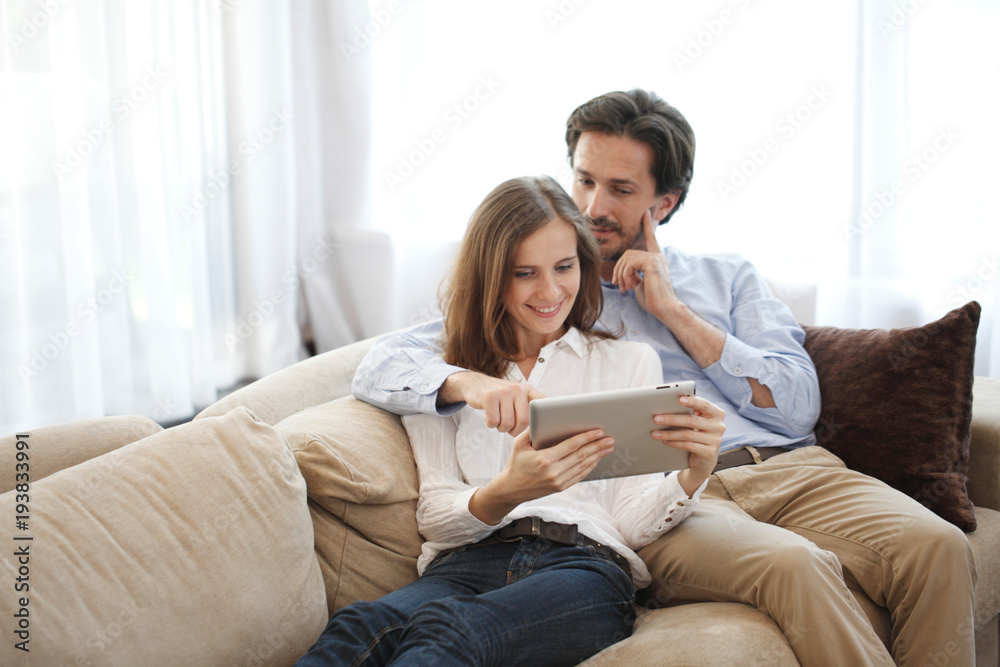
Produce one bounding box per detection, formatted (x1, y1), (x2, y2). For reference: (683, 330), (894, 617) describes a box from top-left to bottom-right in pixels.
(352, 247), (821, 453)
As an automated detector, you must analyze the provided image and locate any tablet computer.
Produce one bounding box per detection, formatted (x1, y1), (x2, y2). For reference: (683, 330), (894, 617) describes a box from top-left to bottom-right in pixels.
(528, 381), (696, 481)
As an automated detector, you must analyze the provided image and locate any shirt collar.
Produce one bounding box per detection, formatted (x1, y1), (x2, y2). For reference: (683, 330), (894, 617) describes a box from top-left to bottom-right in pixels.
(546, 326), (590, 358)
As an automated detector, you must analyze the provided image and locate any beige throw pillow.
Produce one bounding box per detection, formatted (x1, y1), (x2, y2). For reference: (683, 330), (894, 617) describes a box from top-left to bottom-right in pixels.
(276, 396), (423, 612)
(0, 407), (327, 667)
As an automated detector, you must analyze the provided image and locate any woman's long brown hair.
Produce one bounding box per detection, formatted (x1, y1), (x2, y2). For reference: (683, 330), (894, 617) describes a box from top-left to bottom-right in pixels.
(441, 175), (612, 379)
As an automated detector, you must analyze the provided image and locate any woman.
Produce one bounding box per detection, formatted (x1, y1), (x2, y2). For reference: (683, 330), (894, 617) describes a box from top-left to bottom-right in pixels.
(296, 176), (724, 666)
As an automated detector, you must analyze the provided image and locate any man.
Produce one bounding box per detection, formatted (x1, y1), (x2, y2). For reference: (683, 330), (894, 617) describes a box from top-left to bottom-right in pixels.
(352, 89), (975, 666)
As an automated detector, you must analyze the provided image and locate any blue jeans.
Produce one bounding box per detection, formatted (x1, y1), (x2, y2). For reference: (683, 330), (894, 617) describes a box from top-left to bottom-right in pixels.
(295, 537), (636, 666)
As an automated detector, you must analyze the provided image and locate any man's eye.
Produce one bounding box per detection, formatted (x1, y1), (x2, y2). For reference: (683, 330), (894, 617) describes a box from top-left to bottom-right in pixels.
(616, 189), (632, 196)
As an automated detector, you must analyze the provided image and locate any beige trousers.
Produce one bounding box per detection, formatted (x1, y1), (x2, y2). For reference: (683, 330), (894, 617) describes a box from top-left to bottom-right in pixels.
(637, 446), (976, 667)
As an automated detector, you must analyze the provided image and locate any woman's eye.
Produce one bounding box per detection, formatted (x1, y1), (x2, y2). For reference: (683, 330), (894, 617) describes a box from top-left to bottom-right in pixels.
(557, 264), (575, 272)
(514, 271), (532, 279)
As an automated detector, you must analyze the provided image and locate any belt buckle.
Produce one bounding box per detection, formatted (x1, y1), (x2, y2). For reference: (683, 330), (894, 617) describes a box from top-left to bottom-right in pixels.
(530, 516), (541, 537)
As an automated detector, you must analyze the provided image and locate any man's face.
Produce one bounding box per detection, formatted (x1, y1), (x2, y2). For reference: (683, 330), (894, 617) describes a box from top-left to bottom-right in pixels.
(570, 132), (677, 271)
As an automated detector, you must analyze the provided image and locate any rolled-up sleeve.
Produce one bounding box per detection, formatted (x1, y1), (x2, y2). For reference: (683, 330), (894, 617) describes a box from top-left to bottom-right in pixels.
(702, 261), (821, 438)
(352, 320), (467, 416)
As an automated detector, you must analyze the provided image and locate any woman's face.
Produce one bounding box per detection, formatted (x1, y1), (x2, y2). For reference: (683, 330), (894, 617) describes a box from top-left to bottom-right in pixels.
(502, 216), (581, 354)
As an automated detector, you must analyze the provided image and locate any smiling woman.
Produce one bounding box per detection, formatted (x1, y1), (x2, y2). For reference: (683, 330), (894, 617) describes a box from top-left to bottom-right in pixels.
(502, 218), (581, 374)
(441, 176), (610, 380)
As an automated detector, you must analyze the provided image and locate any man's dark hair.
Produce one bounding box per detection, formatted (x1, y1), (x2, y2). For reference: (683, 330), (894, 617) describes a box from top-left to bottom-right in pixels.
(565, 89), (695, 225)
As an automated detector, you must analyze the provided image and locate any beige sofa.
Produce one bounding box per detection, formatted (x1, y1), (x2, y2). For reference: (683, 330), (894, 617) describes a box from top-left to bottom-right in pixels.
(2, 336), (1000, 666)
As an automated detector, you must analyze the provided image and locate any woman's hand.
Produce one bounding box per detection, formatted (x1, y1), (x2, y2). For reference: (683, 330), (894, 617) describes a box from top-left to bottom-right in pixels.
(469, 428), (614, 525)
(651, 395), (726, 497)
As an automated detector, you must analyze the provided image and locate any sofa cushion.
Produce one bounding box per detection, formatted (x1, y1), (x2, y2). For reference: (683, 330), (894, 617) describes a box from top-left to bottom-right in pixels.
(967, 376), (1000, 511)
(968, 507), (1000, 627)
(0, 407), (327, 667)
(582, 602), (798, 666)
(0, 414), (162, 494)
(308, 500), (423, 614)
(275, 396), (422, 612)
(196, 338), (375, 425)
(802, 301), (980, 531)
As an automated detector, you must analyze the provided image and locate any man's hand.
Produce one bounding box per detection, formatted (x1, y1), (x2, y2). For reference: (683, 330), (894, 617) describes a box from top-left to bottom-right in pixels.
(611, 210), (681, 322)
(439, 371), (545, 436)
(611, 210), (736, 379)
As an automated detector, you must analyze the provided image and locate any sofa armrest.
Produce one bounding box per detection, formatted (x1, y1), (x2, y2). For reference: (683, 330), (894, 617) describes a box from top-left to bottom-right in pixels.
(195, 337), (375, 425)
(967, 376), (1000, 512)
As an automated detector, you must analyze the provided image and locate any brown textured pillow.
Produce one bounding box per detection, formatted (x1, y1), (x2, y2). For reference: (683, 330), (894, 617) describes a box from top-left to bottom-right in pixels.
(802, 301), (980, 531)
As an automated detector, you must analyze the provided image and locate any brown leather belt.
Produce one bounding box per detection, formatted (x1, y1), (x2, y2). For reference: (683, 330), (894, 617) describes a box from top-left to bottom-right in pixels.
(436, 516), (631, 577)
(713, 446), (788, 473)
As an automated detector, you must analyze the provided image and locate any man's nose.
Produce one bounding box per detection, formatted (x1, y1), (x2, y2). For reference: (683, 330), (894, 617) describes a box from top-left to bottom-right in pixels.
(586, 187), (610, 220)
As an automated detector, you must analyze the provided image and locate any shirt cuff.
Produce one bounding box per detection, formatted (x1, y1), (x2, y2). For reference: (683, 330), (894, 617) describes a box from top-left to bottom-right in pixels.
(656, 471), (706, 531)
(702, 334), (765, 400)
(451, 487), (505, 538)
(364, 364), (468, 416)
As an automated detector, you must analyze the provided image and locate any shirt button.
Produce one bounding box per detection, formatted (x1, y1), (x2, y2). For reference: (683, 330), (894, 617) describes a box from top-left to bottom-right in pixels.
(538, 357), (545, 363)
(733, 367), (743, 375)
(665, 517), (673, 523)
(630, 329), (640, 336)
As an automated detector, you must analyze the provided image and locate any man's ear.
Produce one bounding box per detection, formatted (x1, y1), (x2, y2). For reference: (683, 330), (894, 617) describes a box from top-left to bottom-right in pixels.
(652, 190), (681, 225)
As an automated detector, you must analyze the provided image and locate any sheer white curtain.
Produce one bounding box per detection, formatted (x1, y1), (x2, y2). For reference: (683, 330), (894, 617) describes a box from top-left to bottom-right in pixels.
(365, 0), (999, 377)
(0, 0), (371, 434)
(838, 0), (1000, 379)
(2, 1), (997, 436)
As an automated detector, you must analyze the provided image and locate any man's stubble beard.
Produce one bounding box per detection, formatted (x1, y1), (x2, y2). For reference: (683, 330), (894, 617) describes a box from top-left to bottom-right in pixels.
(589, 217), (643, 265)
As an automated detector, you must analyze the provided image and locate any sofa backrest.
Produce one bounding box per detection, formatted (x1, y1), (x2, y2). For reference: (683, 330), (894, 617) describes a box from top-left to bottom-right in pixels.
(196, 338), (375, 425)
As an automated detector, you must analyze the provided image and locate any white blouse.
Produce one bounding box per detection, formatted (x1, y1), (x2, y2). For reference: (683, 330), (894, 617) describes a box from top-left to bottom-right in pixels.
(402, 327), (706, 588)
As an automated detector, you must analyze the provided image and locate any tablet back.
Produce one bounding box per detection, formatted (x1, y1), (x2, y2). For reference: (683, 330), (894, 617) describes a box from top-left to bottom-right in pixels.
(528, 381), (696, 481)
